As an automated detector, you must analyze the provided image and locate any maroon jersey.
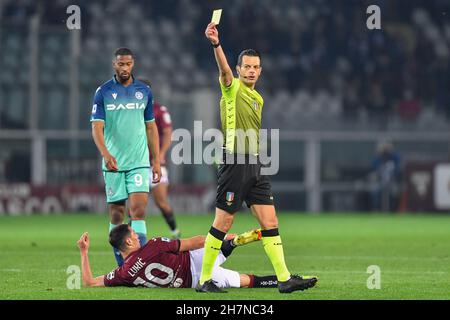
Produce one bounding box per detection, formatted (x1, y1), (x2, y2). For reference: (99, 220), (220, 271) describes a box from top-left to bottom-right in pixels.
(103, 237), (192, 288)
(150, 102), (172, 164)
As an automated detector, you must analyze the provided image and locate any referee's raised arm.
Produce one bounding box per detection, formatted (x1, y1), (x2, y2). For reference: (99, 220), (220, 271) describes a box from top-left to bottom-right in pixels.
(205, 22), (233, 87)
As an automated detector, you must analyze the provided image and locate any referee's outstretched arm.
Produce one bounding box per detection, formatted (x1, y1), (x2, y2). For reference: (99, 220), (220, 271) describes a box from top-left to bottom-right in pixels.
(205, 22), (233, 87)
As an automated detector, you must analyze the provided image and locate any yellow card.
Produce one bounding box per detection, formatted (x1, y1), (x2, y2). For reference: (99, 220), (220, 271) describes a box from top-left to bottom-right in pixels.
(211, 9), (222, 25)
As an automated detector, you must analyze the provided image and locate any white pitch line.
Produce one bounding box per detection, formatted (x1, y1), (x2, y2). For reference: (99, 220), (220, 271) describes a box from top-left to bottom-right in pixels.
(242, 270), (448, 275)
(0, 268), (67, 273)
(0, 269), (22, 272)
(1, 268), (445, 275)
(3, 252), (450, 262)
(229, 254), (450, 261)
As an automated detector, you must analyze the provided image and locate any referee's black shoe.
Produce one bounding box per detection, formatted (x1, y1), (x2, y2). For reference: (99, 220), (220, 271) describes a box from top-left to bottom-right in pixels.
(195, 280), (227, 293)
(278, 275), (318, 293)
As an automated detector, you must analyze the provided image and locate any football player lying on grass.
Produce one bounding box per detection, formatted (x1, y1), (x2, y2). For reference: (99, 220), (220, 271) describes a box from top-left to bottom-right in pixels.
(77, 225), (279, 291)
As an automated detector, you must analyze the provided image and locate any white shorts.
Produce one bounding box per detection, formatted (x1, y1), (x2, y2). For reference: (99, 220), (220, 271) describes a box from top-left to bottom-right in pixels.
(151, 166), (169, 188)
(189, 248), (241, 289)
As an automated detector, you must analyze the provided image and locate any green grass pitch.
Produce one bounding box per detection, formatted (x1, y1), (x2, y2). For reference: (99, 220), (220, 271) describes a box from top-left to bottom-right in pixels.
(0, 213), (449, 300)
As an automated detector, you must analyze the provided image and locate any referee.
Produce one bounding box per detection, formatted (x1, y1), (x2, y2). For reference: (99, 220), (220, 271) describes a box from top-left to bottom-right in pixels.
(195, 22), (318, 293)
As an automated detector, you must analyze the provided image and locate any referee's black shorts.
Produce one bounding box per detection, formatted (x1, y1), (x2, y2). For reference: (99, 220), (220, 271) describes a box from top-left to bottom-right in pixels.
(215, 153), (274, 214)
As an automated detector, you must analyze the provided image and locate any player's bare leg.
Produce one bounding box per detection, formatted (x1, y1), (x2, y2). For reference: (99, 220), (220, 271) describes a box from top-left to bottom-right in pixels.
(128, 192), (149, 247)
(251, 205), (318, 293)
(212, 208), (235, 232)
(153, 183), (180, 238)
(109, 201), (126, 266)
(109, 202), (126, 225)
(196, 208), (235, 293)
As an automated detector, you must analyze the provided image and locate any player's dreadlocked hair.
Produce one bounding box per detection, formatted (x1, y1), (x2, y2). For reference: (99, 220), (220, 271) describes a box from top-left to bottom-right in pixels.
(237, 49), (261, 66)
(113, 47), (134, 58)
(109, 224), (131, 251)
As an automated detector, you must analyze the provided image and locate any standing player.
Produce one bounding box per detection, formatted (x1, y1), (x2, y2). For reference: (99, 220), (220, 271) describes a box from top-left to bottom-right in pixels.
(91, 47), (162, 267)
(196, 23), (318, 293)
(76, 226), (277, 290)
(139, 79), (181, 239)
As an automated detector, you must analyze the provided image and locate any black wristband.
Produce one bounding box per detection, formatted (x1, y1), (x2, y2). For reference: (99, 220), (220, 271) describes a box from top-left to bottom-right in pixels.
(212, 42), (220, 48)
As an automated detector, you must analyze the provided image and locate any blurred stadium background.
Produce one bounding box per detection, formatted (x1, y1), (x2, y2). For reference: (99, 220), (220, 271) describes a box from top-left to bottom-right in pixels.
(0, 0), (449, 216)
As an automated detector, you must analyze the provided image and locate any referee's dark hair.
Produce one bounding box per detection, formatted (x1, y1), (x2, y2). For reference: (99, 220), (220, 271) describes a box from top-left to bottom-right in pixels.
(109, 224), (131, 251)
(113, 47), (134, 59)
(237, 49), (261, 66)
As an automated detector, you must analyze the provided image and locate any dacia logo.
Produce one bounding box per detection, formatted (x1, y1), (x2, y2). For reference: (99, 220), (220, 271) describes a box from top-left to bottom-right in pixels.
(106, 103), (145, 111)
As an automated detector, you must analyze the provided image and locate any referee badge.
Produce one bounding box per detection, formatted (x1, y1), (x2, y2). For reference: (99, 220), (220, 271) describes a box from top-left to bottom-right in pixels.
(226, 192), (234, 206)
